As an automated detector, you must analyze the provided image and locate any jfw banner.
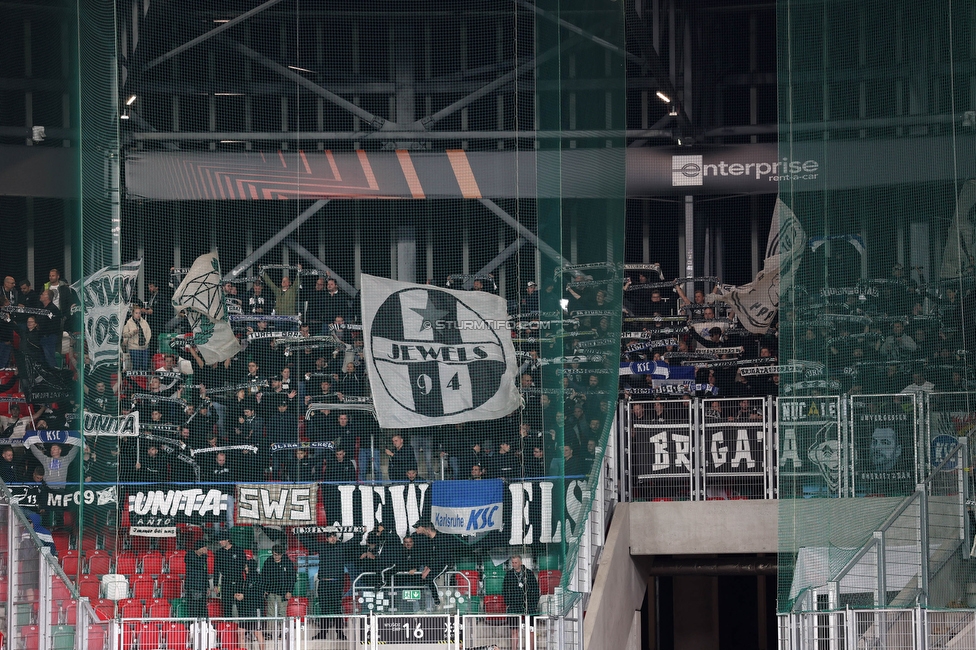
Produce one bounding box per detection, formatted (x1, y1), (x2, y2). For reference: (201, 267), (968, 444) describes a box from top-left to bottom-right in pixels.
(431, 479), (504, 536)
(333, 480), (587, 546)
(360, 274), (521, 429)
(235, 484), (317, 525)
(73, 260), (142, 370)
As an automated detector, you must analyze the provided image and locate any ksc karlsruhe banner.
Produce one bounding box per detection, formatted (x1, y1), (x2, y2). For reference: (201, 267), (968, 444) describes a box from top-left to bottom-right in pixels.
(235, 483), (317, 526)
(431, 479), (504, 535)
(361, 274), (520, 429)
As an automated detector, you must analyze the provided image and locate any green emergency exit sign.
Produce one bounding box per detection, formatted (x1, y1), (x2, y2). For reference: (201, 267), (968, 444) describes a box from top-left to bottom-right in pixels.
(402, 589), (423, 600)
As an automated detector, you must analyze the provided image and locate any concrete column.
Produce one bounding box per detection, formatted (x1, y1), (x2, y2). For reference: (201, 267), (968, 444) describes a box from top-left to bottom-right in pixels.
(673, 576), (719, 650)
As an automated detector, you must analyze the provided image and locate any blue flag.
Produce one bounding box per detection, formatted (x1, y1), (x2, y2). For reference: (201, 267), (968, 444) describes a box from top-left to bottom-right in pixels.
(431, 479), (504, 536)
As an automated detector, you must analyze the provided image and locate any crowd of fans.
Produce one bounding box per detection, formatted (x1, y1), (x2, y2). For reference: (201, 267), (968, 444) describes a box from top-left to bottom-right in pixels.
(617, 262), (975, 407)
(0, 259), (971, 493)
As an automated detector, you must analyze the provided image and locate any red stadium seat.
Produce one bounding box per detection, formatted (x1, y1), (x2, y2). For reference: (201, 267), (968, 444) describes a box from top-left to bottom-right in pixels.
(121, 623), (137, 650)
(162, 623), (188, 649)
(147, 598), (171, 619)
(286, 597), (308, 617)
(159, 575), (183, 600)
(51, 529), (70, 558)
(79, 575), (102, 601)
(81, 529), (100, 554)
(206, 552), (215, 575)
(94, 603), (114, 621)
(0, 575), (6, 602)
(63, 599), (78, 626)
(216, 621), (238, 648)
(51, 576), (72, 602)
(537, 570), (561, 595)
(21, 625), (40, 650)
(137, 622), (162, 650)
(88, 550), (112, 576)
(131, 575), (156, 601)
(455, 570), (480, 595)
(207, 598), (223, 618)
(115, 551), (138, 576)
(484, 595), (507, 620)
(120, 600), (143, 619)
(87, 623), (107, 650)
(141, 551), (164, 576)
(166, 550), (186, 576)
(61, 549), (83, 575)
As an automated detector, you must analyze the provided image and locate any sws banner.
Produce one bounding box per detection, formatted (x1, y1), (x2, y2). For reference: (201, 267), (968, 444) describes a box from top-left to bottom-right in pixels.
(430, 479), (504, 535)
(235, 484), (317, 525)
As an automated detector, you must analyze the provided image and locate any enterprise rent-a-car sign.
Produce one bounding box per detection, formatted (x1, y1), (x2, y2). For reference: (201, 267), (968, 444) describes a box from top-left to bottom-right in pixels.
(629, 143), (826, 195)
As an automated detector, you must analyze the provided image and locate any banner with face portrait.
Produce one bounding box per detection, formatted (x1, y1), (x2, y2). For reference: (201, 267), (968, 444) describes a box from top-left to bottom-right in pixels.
(851, 395), (917, 497)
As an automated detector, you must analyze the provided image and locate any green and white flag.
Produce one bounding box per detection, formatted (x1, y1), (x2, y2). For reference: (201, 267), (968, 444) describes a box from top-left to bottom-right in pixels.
(172, 253), (240, 364)
(73, 260), (142, 370)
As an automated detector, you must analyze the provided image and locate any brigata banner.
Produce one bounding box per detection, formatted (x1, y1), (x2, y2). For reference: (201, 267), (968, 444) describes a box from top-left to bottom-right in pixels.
(430, 479), (504, 536)
(235, 483), (317, 526)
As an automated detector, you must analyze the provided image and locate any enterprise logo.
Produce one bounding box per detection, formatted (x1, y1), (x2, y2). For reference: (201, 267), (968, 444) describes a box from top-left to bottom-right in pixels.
(671, 155), (820, 186)
(672, 155), (703, 186)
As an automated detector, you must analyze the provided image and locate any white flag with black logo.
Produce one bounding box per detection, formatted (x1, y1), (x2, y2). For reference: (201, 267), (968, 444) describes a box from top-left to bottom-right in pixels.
(72, 260), (142, 370)
(172, 253), (240, 364)
(361, 274), (520, 429)
(709, 197), (806, 334)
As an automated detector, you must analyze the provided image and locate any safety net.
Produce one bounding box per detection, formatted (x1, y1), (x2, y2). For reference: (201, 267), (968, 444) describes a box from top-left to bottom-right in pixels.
(776, 0), (976, 613)
(0, 0), (626, 632)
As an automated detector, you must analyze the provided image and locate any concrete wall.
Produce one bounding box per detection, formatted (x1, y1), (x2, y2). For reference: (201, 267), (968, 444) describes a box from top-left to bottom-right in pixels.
(583, 503), (647, 650)
(626, 498), (922, 556)
(629, 500), (778, 555)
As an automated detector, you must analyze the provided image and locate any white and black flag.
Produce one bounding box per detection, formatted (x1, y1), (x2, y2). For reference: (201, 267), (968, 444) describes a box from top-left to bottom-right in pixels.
(362, 274), (520, 429)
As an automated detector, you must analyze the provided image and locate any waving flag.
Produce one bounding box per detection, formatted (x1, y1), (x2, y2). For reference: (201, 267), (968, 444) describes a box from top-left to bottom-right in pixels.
(172, 253), (240, 364)
(710, 197), (806, 334)
(361, 274), (520, 429)
(73, 260), (142, 370)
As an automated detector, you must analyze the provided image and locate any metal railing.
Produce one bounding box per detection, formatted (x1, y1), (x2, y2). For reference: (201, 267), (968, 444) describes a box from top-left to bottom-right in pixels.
(789, 439), (969, 614)
(104, 614), (554, 649)
(778, 607), (976, 650)
(624, 396), (774, 501)
(620, 392), (976, 502)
